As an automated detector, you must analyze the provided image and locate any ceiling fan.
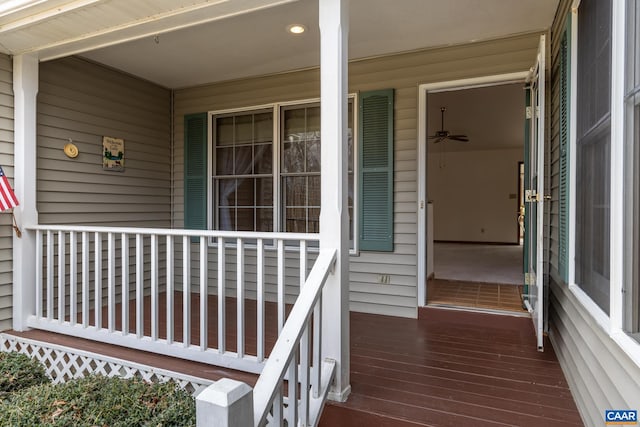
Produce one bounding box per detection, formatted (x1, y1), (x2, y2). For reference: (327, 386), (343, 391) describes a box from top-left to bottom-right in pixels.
(429, 107), (469, 143)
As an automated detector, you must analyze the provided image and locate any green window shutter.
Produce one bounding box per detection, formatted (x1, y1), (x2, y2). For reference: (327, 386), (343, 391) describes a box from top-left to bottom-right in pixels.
(184, 113), (208, 233)
(558, 16), (571, 282)
(358, 89), (394, 252)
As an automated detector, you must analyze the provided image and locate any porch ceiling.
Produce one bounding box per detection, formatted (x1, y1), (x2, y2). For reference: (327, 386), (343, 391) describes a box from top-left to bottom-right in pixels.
(0, 0), (559, 89)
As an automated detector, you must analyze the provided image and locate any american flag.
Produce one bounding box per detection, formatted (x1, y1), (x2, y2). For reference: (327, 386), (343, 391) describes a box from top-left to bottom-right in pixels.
(0, 166), (18, 211)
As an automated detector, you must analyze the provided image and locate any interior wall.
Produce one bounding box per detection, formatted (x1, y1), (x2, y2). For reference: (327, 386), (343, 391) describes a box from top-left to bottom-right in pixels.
(428, 148), (522, 243)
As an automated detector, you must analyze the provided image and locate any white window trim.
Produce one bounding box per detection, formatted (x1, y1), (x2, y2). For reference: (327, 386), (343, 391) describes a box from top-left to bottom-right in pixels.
(567, 0), (640, 368)
(206, 95), (359, 255)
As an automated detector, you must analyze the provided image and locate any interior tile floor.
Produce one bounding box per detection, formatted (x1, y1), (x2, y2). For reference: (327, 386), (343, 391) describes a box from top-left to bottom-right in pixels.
(428, 279), (527, 314)
(430, 242), (525, 313)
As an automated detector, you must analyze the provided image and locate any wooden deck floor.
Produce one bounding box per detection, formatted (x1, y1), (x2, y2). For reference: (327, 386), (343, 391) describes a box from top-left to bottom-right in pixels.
(7, 306), (583, 427)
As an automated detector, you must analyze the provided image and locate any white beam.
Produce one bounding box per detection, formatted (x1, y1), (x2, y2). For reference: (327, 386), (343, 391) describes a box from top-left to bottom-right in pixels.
(12, 53), (38, 331)
(14, 0), (298, 61)
(319, 0), (350, 402)
(0, 0), (99, 32)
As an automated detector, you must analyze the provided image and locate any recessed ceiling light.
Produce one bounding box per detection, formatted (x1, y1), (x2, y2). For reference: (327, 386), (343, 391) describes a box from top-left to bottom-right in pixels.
(287, 24), (306, 35)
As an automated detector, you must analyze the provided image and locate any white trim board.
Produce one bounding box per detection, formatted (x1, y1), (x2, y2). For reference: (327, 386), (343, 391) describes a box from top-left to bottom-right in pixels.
(416, 71), (529, 307)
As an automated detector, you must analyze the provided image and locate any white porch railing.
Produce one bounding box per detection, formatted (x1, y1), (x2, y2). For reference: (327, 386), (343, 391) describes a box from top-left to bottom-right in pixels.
(26, 224), (320, 374)
(196, 248), (337, 427)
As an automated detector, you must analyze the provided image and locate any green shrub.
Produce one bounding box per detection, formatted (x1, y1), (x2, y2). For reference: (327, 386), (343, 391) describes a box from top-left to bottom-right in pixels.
(0, 375), (196, 427)
(0, 352), (50, 398)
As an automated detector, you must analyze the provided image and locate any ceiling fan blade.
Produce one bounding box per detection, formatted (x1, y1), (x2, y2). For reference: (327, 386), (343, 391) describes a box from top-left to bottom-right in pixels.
(432, 137), (445, 144)
(448, 135), (469, 142)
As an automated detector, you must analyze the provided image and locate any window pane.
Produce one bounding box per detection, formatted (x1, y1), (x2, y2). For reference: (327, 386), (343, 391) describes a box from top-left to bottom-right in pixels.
(308, 176), (320, 207)
(283, 141), (305, 173)
(284, 176), (306, 207)
(254, 143), (272, 174)
(216, 147), (234, 175)
(576, 0), (612, 314)
(236, 179), (254, 207)
(255, 112), (273, 143)
(235, 114), (253, 144)
(283, 108), (306, 137)
(235, 145), (252, 175)
(218, 207), (235, 231)
(256, 178), (273, 207)
(306, 137), (321, 172)
(256, 208), (273, 232)
(218, 179), (235, 206)
(286, 208), (306, 232)
(216, 117), (234, 146)
(236, 208), (254, 231)
(308, 208), (320, 233)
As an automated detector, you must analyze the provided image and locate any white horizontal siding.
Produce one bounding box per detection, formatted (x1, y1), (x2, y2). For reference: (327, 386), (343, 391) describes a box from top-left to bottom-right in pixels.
(174, 32), (541, 318)
(0, 54), (12, 331)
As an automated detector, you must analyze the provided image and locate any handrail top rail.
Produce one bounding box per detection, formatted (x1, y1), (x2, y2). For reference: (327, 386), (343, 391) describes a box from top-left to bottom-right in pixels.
(27, 224), (320, 242)
(252, 247), (337, 425)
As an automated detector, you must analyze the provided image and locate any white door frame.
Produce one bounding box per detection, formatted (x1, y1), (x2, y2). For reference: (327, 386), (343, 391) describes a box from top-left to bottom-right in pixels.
(416, 71), (530, 307)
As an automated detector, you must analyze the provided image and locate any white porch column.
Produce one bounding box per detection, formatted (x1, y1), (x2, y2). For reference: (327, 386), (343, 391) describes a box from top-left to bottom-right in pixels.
(12, 54), (39, 331)
(319, 0), (350, 402)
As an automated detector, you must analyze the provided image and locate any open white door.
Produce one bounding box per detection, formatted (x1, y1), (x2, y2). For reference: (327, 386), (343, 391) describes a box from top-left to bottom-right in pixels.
(524, 35), (546, 351)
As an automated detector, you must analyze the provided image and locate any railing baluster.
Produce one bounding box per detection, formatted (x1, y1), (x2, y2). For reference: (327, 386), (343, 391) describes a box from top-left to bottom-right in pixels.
(94, 232), (102, 329)
(312, 297), (322, 399)
(287, 353), (298, 425)
(200, 237), (208, 351)
(151, 234), (158, 341)
(236, 238), (245, 358)
(257, 238), (265, 362)
(136, 234), (144, 338)
(166, 235), (174, 345)
(299, 240), (309, 425)
(183, 235), (191, 347)
(122, 233), (129, 335)
(46, 230), (53, 320)
(69, 232), (77, 326)
(58, 231), (65, 324)
(107, 232), (115, 332)
(277, 239), (285, 333)
(217, 237), (225, 353)
(82, 232), (89, 327)
(272, 385), (283, 426)
(35, 230), (42, 318)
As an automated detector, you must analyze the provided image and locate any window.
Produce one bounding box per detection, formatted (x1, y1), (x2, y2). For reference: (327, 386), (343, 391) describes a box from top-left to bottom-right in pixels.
(209, 98), (355, 242)
(625, 0), (640, 337)
(281, 102), (354, 237)
(185, 90), (394, 252)
(212, 110), (273, 232)
(575, 0), (612, 314)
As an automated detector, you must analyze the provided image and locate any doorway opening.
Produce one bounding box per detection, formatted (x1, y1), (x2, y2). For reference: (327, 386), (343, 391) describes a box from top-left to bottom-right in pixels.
(419, 77), (528, 314)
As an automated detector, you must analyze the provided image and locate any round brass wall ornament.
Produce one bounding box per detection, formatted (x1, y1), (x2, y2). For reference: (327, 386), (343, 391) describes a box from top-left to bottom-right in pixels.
(64, 143), (79, 158)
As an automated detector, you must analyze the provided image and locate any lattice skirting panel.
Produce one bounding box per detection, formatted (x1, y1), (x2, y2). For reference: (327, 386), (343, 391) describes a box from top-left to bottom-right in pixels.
(0, 333), (213, 395)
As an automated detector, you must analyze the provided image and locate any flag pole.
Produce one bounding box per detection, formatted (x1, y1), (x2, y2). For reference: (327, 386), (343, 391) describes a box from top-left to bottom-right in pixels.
(11, 209), (21, 238)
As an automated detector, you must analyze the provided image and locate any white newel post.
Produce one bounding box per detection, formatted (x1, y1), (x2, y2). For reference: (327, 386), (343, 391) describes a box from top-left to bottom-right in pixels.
(319, 0), (351, 402)
(196, 379), (253, 427)
(12, 54), (39, 331)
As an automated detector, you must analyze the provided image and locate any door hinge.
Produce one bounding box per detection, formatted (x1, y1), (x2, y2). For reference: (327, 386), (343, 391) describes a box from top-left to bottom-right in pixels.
(524, 272), (536, 286)
(526, 106), (533, 119)
(535, 106), (541, 118)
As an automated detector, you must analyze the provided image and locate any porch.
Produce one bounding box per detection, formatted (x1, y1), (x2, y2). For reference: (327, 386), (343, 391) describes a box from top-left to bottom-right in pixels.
(4, 307), (582, 426)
